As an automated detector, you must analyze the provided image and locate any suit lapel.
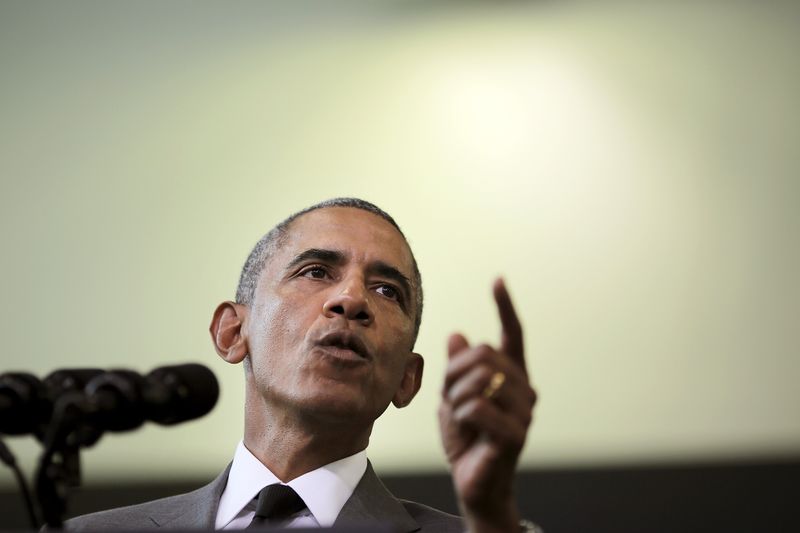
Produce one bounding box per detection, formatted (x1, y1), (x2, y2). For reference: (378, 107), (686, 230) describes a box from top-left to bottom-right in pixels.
(133, 461), (420, 531)
(335, 462), (419, 533)
(149, 464), (232, 529)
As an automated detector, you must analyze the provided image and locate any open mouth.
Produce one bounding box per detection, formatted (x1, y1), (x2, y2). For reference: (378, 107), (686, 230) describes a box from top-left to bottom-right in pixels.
(316, 331), (370, 361)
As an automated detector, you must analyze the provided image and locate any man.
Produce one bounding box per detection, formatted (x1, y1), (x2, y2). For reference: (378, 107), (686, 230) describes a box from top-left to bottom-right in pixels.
(65, 198), (537, 532)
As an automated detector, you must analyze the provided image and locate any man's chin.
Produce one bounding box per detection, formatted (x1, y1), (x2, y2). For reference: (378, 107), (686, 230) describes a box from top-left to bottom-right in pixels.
(292, 385), (386, 424)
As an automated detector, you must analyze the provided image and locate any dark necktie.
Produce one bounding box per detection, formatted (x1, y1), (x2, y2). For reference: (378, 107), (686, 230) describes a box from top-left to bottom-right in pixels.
(247, 484), (306, 528)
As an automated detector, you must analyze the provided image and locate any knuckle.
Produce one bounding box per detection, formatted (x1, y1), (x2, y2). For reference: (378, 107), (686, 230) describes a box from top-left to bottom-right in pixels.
(458, 398), (486, 421)
(475, 364), (495, 382)
(473, 344), (497, 363)
(475, 343), (494, 356)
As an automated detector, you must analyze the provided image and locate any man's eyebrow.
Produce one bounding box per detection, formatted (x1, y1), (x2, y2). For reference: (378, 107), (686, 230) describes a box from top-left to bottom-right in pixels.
(285, 248), (345, 272)
(284, 249), (413, 304)
(369, 261), (413, 302)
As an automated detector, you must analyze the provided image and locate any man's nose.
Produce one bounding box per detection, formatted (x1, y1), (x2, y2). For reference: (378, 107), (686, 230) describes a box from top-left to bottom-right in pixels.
(322, 279), (373, 326)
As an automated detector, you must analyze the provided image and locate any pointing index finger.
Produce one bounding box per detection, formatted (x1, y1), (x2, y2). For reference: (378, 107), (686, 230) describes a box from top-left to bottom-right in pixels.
(493, 277), (525, 371)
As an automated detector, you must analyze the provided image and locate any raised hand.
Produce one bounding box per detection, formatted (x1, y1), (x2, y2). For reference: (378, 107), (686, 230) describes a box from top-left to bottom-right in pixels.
(439, 278), (537, 533)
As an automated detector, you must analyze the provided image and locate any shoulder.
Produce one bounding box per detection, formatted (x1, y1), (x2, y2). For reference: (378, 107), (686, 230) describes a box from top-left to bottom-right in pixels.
(63, 492), (191, 531)
(338, 461), (463, 532)
(63, 466), (230, 531)
(399, 499), (463, 533)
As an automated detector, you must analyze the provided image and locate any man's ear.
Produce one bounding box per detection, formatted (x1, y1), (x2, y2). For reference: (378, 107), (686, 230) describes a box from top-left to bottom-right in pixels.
(209, 301), (249, 365)
(392, 353), (424, 408)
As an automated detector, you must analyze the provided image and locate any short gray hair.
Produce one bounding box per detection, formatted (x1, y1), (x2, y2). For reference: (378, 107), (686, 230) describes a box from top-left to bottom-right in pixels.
(235, 198), (423, 346)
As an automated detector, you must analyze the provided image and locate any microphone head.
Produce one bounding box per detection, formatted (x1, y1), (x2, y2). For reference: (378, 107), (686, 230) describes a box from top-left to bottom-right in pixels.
(1, 365), (218, 438)
(43, 368), (105, 397)
(0, 373), (47, 435)
(84, 370), (148, 432)
(145, 364), (219, 425)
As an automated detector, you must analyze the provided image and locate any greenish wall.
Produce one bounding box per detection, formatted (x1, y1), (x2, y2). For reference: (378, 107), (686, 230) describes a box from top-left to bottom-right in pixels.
(1, 2), (798, 485)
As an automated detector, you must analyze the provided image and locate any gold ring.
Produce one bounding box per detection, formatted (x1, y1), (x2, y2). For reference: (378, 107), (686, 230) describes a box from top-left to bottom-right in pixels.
(482, 371), (506, 400)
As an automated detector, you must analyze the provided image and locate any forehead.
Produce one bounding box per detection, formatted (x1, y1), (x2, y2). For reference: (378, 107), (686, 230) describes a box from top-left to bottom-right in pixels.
(276, 207), (414, 274)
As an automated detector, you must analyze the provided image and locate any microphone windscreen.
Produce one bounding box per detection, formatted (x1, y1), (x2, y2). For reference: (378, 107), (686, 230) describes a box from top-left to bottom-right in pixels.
(145, 364), (219, 425)
(0, 373), (46, 435)
(43, 369), (104, 396)
(84, 370), (148, 432)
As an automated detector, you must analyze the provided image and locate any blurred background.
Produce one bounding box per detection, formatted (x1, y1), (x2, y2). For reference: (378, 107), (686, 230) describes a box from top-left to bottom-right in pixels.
(1, 1), (798, 531)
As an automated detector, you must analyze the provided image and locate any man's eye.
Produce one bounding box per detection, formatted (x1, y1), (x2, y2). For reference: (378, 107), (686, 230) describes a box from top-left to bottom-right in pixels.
(375, 284), (400, 301)
(301, 266), (328, 279)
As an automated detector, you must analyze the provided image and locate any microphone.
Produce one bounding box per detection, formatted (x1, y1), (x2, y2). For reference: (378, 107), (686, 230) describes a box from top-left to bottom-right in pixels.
(16, 364), (219, 530)
(0, 373), (46, 435)
(83, 363), (219, 432)
(0, 364), (218, 436)
(0, 369), (103, 435)
(144, 364), (220, 425)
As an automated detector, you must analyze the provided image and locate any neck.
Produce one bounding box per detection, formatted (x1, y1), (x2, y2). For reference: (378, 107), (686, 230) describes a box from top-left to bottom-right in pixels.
(242, 388), (373, 481)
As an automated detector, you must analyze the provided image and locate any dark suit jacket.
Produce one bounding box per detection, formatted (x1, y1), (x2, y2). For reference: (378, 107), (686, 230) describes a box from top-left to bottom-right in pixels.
(63, 463), (464, 532)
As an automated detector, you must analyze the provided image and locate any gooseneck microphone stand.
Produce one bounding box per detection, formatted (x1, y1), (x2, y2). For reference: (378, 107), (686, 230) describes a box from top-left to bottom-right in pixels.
(0, 436), (39, 528)
(35, 391), (104, 529)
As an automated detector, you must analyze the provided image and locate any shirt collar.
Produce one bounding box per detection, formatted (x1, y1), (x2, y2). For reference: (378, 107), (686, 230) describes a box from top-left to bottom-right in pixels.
(216, 440), (367, 528)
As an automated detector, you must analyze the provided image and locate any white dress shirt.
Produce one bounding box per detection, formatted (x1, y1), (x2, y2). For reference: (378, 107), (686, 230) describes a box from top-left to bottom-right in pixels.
(215, 441), (368, 529)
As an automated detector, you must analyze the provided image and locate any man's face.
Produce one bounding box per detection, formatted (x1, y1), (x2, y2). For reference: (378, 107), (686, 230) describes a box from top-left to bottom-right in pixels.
(243, 207), (422, 423)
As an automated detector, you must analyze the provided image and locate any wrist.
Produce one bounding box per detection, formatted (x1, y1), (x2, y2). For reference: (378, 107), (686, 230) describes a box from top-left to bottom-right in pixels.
(462, 499), (521, 533)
